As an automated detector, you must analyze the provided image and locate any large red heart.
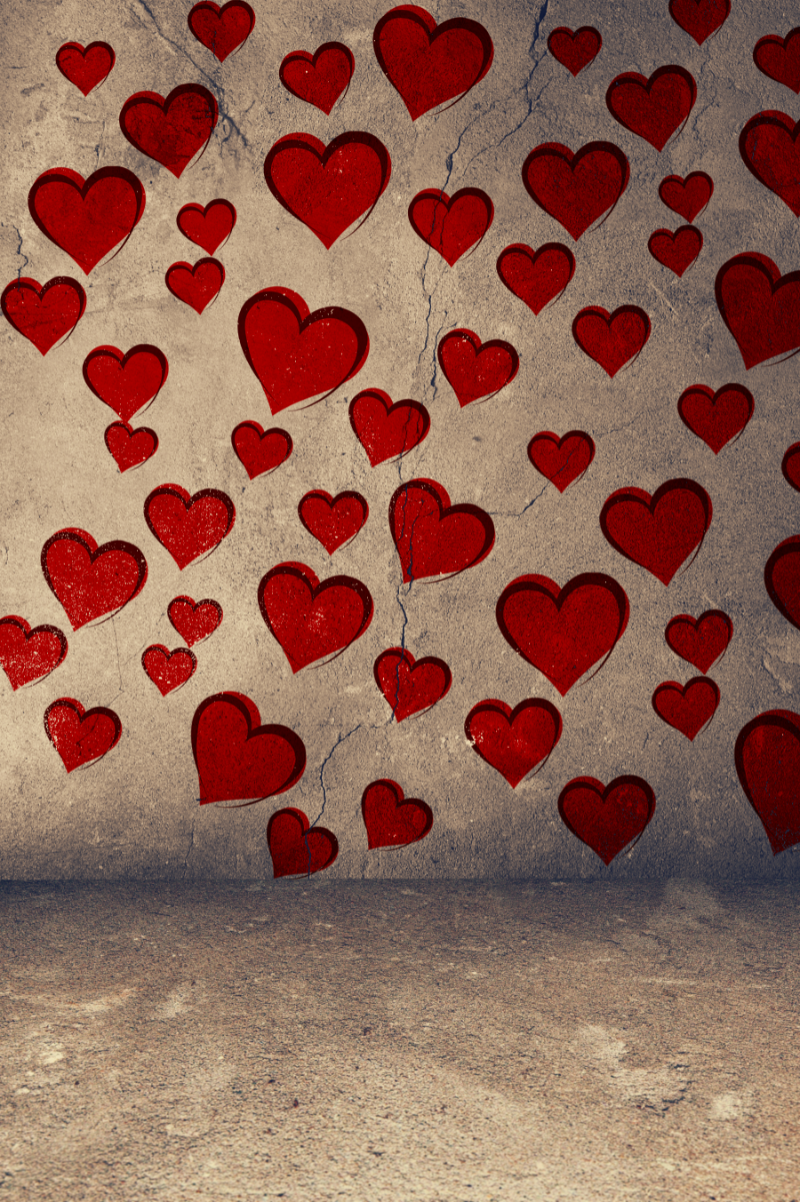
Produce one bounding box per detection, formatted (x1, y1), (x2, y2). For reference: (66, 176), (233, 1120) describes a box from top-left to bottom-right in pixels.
(0, 616), (67, 690)
(258, 563), (373, 673)
(665, 610), (733, 673)
(669, 0), (730, 44)
(44, 697), (122, 773)
(496, 243), (575, 315)
(104, 422), (159, 472)
(28, 167), (145, 275)
(41, 528), (148, 630)
(165, 258), (224, 314)
(652, 676), (720, 740)
(83, 344), (168, 423)
(558, 776), (656, 865)
(437, 328), (519, 406)
(547, 27), (602, 76)
(1, 276), (86, 355)
(572, 305), (651, 376)
(606, 66), (697, 152)
(263, 132), (391, 249)
(735, 709), (800, 854)
(764, 535), (800, 630)
(389, 479), (495, 583)
(279, 42), (355, 114)
(527, 431), (595, 493)
(231, 422), (293, 480)
(144, 485), (236, 570)
(119, 84), (218, 178)
(298, 491), (368, 555)
(267, 807), (338, 875)
(715, 253), (800, 370)
(238, 287), (369, 414)
(55, 41), (115, 96)
(361, 779), (433, 849)
(373, 648), (451, 721)
(753, 29), (800, 94)
(192, 692), (306, 806)
(600, 479), (713, 586)
(465, 698), (562, 788)
(521, 141), (629, 241)
(408, 188), (493, 265)
(187, 1), (255, 61)
(349, 389), (430, 466)
(677, 383), (754, 453)
(373, 6), (493, 121)
(496, 573), (629, 697)
(648, 225), (702, 277)
(142, 645), (197, 697)
(658, 172), (713, 222)
(176, 199), (237, 255)
(168, 596), (223, 647)
(739, 111), (800, 218)
(783, 442), (800, 492)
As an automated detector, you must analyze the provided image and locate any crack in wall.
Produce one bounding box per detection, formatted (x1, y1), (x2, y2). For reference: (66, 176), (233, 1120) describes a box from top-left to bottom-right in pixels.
(182, 820), (195, 880)
(305, 722), (364, 877)
(12, 226), (29, 279)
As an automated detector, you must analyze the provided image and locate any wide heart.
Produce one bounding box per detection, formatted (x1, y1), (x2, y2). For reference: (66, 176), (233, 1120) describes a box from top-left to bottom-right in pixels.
(739, 111), (800, 218)
(192, 692), (306, 805)
(408, 188), (493, 265)
(664, 610), (733, 673)
(389, 478), (495, 582)
(168, 596), (223, 646)
(648, 225), (703, 277)
(349, 389), (430, 466)
(547, 27), (602, 76)
(55, 41), (115, 96)
(606, 66), (697, 152)
(522, 141), (630, 240)
(142, 645), (197, 696)
(572, 305), (651, 376)
(360, 779), (433, 849)
(231, 422), (293, 480)
(0, 616), (68, 690)
(119, 84), (218, 177)
(735, 709), (800, 854)
(44, 697), (122, 773)
(298, 491), (368, 555)
(176, 199), (237, 255)
(558, 775), (656, 865)
(267, 807), (338, 875)
(165, 259), (225, 314)
(652, 676), (720, 740)
(41, 528), (147, 630)
(28, 166), (145, 274)
(1, 276), (86, 355)
(465, 698), (562, 788)
(83, 344), (169, 423)
(144, 485), (236, 570)
(668, 0), (730, 45)
(527, 430), (595, 492)
(437, 328), (519, 406)
(187, 1), (255, 61)
(104, 422), (159, 472)
(496, 242), (575, 315)
(599, 479), (713, 585)
(373, 648), (452, 721)
(258, 563), (373, 672)
(715, 253), (800, 369)
(658, 171), (714, 222)
(279, 42), (355, 114)
(677, 383), (754, 453)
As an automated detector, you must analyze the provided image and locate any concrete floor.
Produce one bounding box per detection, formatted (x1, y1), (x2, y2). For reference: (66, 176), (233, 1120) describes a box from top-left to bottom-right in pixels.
(1, 878), (798, 1202)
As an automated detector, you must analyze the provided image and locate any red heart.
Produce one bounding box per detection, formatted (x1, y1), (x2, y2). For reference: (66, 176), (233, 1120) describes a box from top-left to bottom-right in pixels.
(782, 442), (800, 492)
(652, 676), (720, 740)
(373, 648), (451, 721)
(572, 305), (651, 377)
(558, 776), (656, 866)
(464, 698), (562, 788)
(263, 132), (391, 249)
(1, 276), (86, 355)
(168, 596), (223, 647)
(55, 41), (115, 96)
(44, 697), (122, 773)
(715, 253), (800, 370)
(496, 243), (575, 315)
(677, 383), (754, 453)
(41, 528), (147, 630)
(658, 172), (713, 222)
(258, 563), (373, 673)
(144, 485), (236, 570)
(176, 199), (237, 255)
(119, 84), (219, 178)
(165, 258), (224, 314)
(373, 7), (493, 121)
(437, 328), (519, 407)
(522, 142), (630, 241)
(298, 491), (368, 555)
(231, 422), (293, 480)
(407, 188), (493, 265)
(0, 617), (68, 690)
(349, 389), (430, 466)
(83, 345), (168, 423)
(28, 167), (145, 275)
(547, 27), (602, 76)
(238, 287), (369, 414)
(665, 610), (733, 673)
(600, 479), (712, 586)
(527, 431), (595, 493)
(389, 479), (495, 583)
(765, 535), (800, 630)
(648, 225), (703, 277)
(753, 29), (800, 94)
(192, 692), (306, 805)
(104, 422), (158, 472)
(735, 709), (800, 854)
(187, 1), (255, 61)
(279, 42), (355, 114)
(739, 111), (800, 218)
(606, 66), (697, 152)
(267, 807), (338, 876)
(361, 779), (433, 849)
(142, 645), (197, 696)
(496, 573), (629, 697)
(669, 0), (730, 44)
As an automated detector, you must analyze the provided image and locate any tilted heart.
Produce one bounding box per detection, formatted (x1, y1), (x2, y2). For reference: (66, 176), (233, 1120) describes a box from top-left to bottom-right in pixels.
(28, 166), (145, 274)
(41, 528), (147, 630)
(165, 258), (225, 314)
(119, 84), (218, 178)
(437, 328), (519, 406)
(231, 422), (293, 480)
(764, 535), (800, 630)
(142, 645), (197, 696)
(407, 188), (493, 265)
(1, 276), (86, 355)
(44, 697), (122, 773)
(279, 42), (355, 114)
(648, 225), (703, 277)
(465, 698), (562, 788)
(735, 709), (800, 854)
(168, 596), (223, 647)
(177, 199), (237, 255)
(652, 676), (720, 740)
(558, 775), (656, 865)
(258, 563), (373, 672)
(753, 29), (800, 94)
(187, 1), (255, 61)
(739, 111), (800, 218)
(0, 616), (68, 690)
(606, 66), (697, 152)
(677, 383), (753, 453)
(665, 610), (733, 673)
(658, 171), (713, 222)
(349, 389), (430, 466)
(361, 779), (433, 849)
(600, 479), (713, 585)
(192, 692), (306, 805)
(783, 442), (800, 492)
(389, 479), (495, 583)
(144, 485), (236, 570)
(373, 648), (452, 721)
(104, 422), (159, 472)
(715, 253), (800, 370)
(267, 807), (338, 876)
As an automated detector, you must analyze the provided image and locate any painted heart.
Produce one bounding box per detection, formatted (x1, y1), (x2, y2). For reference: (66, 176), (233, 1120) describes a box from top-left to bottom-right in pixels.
(142, 645), (197, 697)
(437, 328), (519, 406)
(231, 422), (293, 480)
(176, 199), (237, 255)
(753, 29), (800, 94)
(606, 66), (697, 152)
(669, 0), (730, 44)
(144, 485), (236, 570)
(373, 648), (452, 721)
(267, 807), (338, 875)
(648, 225), (702, 277)
(600, 480), (712, 586)
(658, 172), (713, 222)
(192, 692), (306, 805)
(735, 709), (800, 854)
(739, 111), (800, 218)
(408, 188), (493, 265)
(521, 141), (629, 241)
(263, 132), (391, 249)
(298, 491), (368, 555)
(765, 535), (800, 630)
(652, 676), (720, 740)
(279, 42), (355, 114)
(1, 276), (86, 355)
(349, 389), (430, 466)
(119, 84), (218, 178)
(527, 431), (595, 493)
(373, 6), (493, 121)
(55, 41), (115, 96)
(0, 617), (68, 690)
(558, 775), (656, 865)
(464, 698), (562, 788)
(389, 479), (495, 583)
(41, 528), (148, 630)
(187, 1), (255, 61)
(165, 259), (224, 314)
(44, 698), (122, 774)
(782, 442), (800, 492)
(258, 563), (373, 673)
(572, 305), (651, 377)
(104, 422), (159, 472)
(496, 243), (575, 315)
(83, 345), (168, 423)
(168, 596), (223, 647)
(665, 610), (733, 673)
(361, 779), (433, 849)
(677, 383), (754, 453)
(28, 167), (145, 275)
(547, 27), (602, 76)
(496, 573), (629, 697)
(238, 287), (369, 414)
(715, 253), (800, 369)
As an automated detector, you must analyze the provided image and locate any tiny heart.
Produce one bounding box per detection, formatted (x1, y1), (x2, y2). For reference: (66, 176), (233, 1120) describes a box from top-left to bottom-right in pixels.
(144, 485), (236, 571)
(606, 65), (697, 152)
(142, 645), (197, 696)
(735, 709), (800, 854)
(465, 698), (562, 788)
(600, 479), (713, 586)
(558, 775), (656, 865)
(373, 648), (452, 721)
(739, 111), (800, 218)
(258, 563), (373, 673)
(279, 42), (355, 114)
(715, 253), (800, 370)
(522, 141), (630, 240)
(648, 225), (703, 277)
(0, 616), (68, 690)
(1, 276), (86, 355)
(119, 84), (218, 178)
(765, 535), (800, 631)
(192, 692), (306, 805)
(187, 1), (255, 61)
(782, 442), (800, 491)
(677, 383), (754, 453)
(753, 29), (800, 94)
(267, 807), (338, 876)
(652, 676), (720, 740)
(231, 422), (293, 479)
(665, 610), (733, 673)
(177, 199), (237, 255)
(298, 491), (368, 555)
(572, 305), (651, 377)
(28, 166), (145, 275)
(168, 596), (223, 646)
(44, 697), (122, 773)
(349, 389), (430, 466)
(41, 527), (148, 630)
(389, 479), (495, 583)
(104, 422), (159, 472)
(547, 27), (602, 76)
(669, 0), (730, 44)
(527, 431), (595, 492)
(361, 779), (433, 849)
(55, 41), (115, 96)
(165, 259), (225, 314)
(83, 344), (168, 423)
(408, 188), (493, 265)
(437, 328), (519, 406)
(496, 242), (576, 315)
(658, 172), (714, 222)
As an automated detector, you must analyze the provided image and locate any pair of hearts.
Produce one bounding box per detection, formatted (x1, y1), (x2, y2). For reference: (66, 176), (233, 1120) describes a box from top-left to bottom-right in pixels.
(141, 597), (225, 696)
(677, 383), (754, 453)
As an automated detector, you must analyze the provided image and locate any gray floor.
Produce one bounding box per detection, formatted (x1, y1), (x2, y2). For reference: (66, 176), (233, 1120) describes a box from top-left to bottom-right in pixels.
(1, 878), (798, 1201)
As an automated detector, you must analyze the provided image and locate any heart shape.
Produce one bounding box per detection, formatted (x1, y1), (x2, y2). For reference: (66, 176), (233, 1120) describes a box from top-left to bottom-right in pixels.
(739, 111), (800, 218)
(279, 42), (355, 114)
(522, 141), (630, 240)
(104, 422), (159, 472)
(652, 676), (720, 740)
(465, 698), (562, 788)
(437, 328), (519, 406)
(496, 242), (575, 315)
(55, 41), (115, 96)
(187, 1), (255, 61)
(753, 29), (800, 94)
(176, 199), (237, 255)
(44, 697), (122, 773)
(0, 616), (68, 690)
(407, 188), (493, 265)
(142, 645), (197, 696)
(715, 253), (800, 370)
(119, 84), (219, 178)
(165, 258), (225, 314)
(572, 305), (651, 376)
(41, 528), (147, 630)
(735, 709), (800, 854)
(144, 485), (236, 570)
(600, 479), (713, 586)
(668, 0), (730, 45)
(361, 779), (433, 849)
(606, 66), (697, 152)
(665, 610), (733, 673)
(547, 27), (602, 76)
(83, 344), (169, 423)
(349, 389), (430, 466)
(168, 596), (223, 646)
(389, 479), (495, 583)
(298, 491), (368, 555)
(782, 442), (800, 492)
(765, 535), (800, 630)
(267, 807), (338, 875)
(231, 422), (293, 479)
(648, 225), (703, 277)
(28, 167), (145, 275)
(1, 276), (86, 355)
(527, 430), (595, 492)
(373, 648), (451, 721)
(192, 692), (306, 805)
(677, 383), (754, 453)
(258, 563), (373, 672)
(558, 775), (656, 865)
(658, 172), (713, 222)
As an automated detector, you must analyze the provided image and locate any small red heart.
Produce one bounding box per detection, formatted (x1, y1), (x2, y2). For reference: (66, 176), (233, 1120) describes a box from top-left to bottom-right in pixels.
(279, 42), (355, 114)
(142, 645), (197, 696)
(606, 66), (697, 152)
(192, 692), (306, 806)
(83, 344), (168, 423)
(496, 243), (575, 315)
(669, 0), (730, 45)
(437, 328), (519, 407)
(168, 596), (223, 647)
(258, 563), (373, 673)
(735, 709), (800, 854)
(231, 422), (293, 480)
(104, 422), (158, 472)
(165, 258), (224, 314)
(715, 253), (800, 370)
(547, 27), (602, 76)
(522, 142), (630, 241)
(44, 697), (122, 773)
(665, 610), (733, 674)
(753, 28), (800, 95)
(652, 676), (720, 740)
(600, 479), (713, 586)
(55, 42), (115, 96)
(361, 779), (433, 849)
(765, 535), (800, 631)
(373, 648), (451, 721)
(408, 188), (493, 265)
(144, 485), (235, 571)
(119, 84), (218, 178)
(349, 389), (430, 467)
(782, 442), (800, 491)
(739, 111), (800, 218)
(1, 276), (86, 355)
(677, 383), (753, 453)
(389, 479), (495, 583)
(176, 199), (237, 255)
(298, 491), (368, 555)
(187, 1), (255, 61)
(658, 172), (714, 222)
(465, 698), (562, 788)
(572, 305), (651, 377)
(41, 528), (148, 630)
(0, 616), (68, 690)
(267, 807), (338, 876)
(527, 431), (595, 493)
(28, 167), (145, 276)
(648, 225), (703, 277)
(558, 775), (656, 865)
